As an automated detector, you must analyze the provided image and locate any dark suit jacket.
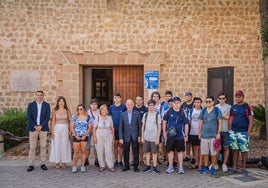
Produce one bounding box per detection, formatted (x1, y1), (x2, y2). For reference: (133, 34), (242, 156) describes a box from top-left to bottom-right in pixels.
(119, 110), (141, 143)
(26, 101), (51, 132)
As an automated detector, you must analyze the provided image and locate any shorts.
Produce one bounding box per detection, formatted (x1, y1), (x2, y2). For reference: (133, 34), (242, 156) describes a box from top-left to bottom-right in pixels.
(229, 131), (249, 152)
(166, 139), (185, 153)
(72, 136), (88, 143)
(189, 135), (200, 146)
(200, 138), (217, 156)
(86, 133), (96, 149)
(220, 132), (229, 147)
(143, 140), (159, 153)
(114, 130), (119, 140)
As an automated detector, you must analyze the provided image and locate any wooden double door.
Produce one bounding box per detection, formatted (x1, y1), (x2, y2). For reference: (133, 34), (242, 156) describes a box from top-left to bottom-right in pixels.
(85, 66), (144, 106)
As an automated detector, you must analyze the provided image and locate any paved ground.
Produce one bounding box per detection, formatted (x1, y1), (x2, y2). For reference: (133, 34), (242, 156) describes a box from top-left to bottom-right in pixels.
(0, 158), (268, 188)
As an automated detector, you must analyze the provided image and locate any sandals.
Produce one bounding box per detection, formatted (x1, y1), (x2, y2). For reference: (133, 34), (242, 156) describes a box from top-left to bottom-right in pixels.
(55, 163), (61, 169)
(198, 165), (202, 171)
(61, 163), (66, 169)
(109, 168), (115, 172)
(99, 167), (105, 172)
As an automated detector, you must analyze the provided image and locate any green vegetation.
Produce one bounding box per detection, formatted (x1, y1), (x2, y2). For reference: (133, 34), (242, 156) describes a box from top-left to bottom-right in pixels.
(0, 108), (28, 150)
(252, 104), (266, 139)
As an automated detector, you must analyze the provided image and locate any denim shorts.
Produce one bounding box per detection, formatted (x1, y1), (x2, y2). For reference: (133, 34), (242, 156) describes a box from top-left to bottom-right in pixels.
(220, 132), (229, 147)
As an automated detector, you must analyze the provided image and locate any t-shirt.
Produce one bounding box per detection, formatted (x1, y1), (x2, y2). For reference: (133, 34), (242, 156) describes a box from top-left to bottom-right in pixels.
(142, 112), (161, 142)
(109, 104), (127, 130)
(181, 101), (194, 119)
(163, 109), (189, 140)
(71, 115), (93, 136)
(160, 101), (170, 119)
(134, 105), (148, 122)
(215, 103), (231, 132)
(230, 103), (253, 132)
(189, 108), (201, 135)
(199, 107), (222, 139)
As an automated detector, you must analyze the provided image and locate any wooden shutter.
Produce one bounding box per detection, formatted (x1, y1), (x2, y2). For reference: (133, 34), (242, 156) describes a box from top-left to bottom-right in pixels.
(113, 66), (144, 103)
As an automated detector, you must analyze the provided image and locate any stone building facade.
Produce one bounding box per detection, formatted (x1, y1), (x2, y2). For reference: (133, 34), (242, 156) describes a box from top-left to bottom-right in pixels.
(0, 0), (264, 112)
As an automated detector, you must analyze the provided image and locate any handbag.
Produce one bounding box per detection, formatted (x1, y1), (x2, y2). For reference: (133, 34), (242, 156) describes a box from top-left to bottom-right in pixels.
(167, 126), (177, 138)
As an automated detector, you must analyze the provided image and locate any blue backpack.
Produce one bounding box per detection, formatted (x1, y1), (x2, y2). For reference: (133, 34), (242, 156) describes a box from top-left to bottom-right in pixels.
(200, 106), (220, 118)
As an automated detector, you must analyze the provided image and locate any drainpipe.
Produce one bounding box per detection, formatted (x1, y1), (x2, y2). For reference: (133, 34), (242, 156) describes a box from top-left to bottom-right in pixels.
(0, 134), (4, 159)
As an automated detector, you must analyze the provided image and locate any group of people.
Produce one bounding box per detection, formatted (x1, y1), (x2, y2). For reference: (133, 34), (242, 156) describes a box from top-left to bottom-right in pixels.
(26, 89), (253, 176)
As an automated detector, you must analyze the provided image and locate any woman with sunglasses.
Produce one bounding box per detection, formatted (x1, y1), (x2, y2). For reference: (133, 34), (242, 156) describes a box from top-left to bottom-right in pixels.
(49, 96), (72, 169)
(70, 104), (93, 173)
(93, 104), (115, 172)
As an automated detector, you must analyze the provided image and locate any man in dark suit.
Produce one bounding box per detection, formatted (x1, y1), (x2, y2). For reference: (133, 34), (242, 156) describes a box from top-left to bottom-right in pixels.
(119, 99), (141, 172)
(26, 90), (51, 172)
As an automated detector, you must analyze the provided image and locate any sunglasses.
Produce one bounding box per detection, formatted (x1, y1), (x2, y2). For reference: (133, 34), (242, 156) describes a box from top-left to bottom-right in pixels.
(218, 97), (226, 100)
(205, 100), (212, 103)
(77, 108), (83, 111)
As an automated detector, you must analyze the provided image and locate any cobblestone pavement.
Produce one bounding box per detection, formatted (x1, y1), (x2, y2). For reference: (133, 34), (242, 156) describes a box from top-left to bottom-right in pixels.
(0, 159), (268, 188)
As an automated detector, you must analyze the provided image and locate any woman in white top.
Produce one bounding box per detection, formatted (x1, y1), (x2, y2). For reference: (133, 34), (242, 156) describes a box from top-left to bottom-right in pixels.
(93, 104), (115, 172)
(49, 96), (72, 169)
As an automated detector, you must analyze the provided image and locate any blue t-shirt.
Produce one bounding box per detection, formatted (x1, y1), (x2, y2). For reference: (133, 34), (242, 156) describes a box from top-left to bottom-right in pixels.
(133, 105), (148, 122)
(199, 107), (222, 139)
(71, 115), (93, 136)
(230, 103), (252, 132)
(109, 104), (127, 130)
(163, 109), (189, 140)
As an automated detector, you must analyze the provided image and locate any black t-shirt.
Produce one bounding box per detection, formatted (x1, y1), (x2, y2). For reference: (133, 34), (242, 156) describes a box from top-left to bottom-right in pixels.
(181, 101), (194, 118)
(134, 105), (148, 122)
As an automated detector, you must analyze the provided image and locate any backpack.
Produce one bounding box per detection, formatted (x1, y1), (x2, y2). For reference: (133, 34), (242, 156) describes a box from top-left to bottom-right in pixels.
(144, 112), (159, 129)
(200, 106), (220, 118)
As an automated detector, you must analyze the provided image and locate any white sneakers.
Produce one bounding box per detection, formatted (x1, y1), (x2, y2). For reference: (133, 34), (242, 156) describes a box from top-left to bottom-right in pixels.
(72, 166), (86, 173)
(81, 166), (86, 173)
(222, 164), (228, 172)
(72, 166), (78, 173)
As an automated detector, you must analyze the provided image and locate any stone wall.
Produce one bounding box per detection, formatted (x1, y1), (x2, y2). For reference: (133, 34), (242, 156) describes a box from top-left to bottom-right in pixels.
(0, 0), (264, 112)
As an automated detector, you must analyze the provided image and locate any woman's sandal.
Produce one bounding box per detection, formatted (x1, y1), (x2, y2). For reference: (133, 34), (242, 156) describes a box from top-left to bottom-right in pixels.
(55, 163), (61, 169)
(197, 165), (202, 171)
(61, 163), (66, 169)
(99, 167), (105, 172)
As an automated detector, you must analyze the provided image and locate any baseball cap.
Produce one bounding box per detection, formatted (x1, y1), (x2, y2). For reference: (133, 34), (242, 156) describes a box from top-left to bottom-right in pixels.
(235, 90), (244, 96)
(213, 139), (222, 152)
(172, 96), (181, 102)
(185, 91), (192, 96)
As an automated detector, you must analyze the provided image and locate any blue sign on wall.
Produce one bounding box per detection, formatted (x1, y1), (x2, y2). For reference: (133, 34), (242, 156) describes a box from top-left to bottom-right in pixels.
(144, 70), (159, 89)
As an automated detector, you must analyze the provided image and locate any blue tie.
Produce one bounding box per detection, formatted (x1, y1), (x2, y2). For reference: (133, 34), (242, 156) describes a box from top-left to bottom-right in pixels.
(128, 112), (132, 124)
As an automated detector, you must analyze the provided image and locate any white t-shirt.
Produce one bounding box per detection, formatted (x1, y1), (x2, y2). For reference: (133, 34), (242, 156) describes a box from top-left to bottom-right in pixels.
(215, 103), (231, 132)
(142, 112), (161, 142)
(189, 108), (201, 135)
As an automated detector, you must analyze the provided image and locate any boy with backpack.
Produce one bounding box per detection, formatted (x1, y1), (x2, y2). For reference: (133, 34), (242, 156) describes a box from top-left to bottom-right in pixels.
(199, 96), (222, 175)
(141, 99), (161, 174)
(163, 97), (189, 174)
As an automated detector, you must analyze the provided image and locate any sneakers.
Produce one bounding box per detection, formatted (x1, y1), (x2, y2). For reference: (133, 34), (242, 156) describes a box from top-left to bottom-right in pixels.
(81, 166), (86, 173)
(222, 164), (228, 172)
(114, 160), (119, 167)
(209, 166), (217, 175)
(165, 166), (174, 174)
(142, 166), (151, 173)
(118, 161), (123, 168)
(241, 169), (248, 176)
(214, 163), (219, 170)
(94, 159), (100, 167)
(200, 166), (209, 174)
(178, 167), (184, 174)
(153, 167), (161, 175)
(183, 156), (190, 162)
(228, 168), (237, 175)
(72, 166), (78, 173)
